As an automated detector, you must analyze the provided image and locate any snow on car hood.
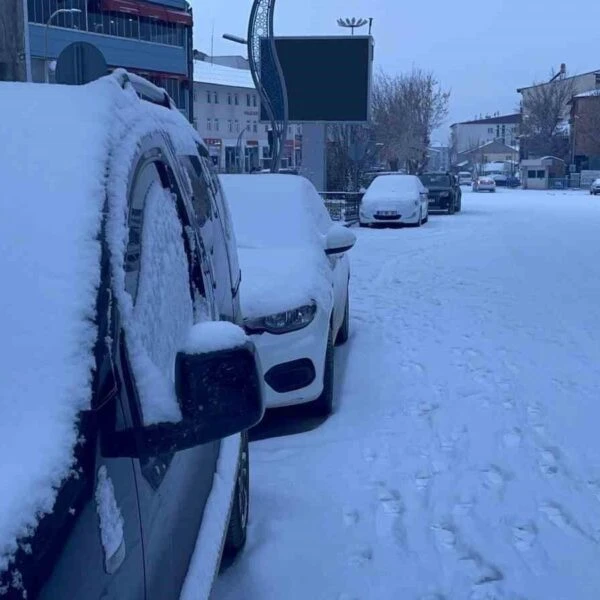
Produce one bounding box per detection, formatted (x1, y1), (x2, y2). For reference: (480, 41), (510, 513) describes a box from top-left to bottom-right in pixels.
(237, 246), (332, 319)
(0, 80), (120, 571)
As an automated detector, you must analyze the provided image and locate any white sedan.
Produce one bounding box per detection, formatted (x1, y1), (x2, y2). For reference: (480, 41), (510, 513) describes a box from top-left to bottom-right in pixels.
(220, 174), (356, 416)
(359, 174), (429, 227)
(473, 176), (497, 192)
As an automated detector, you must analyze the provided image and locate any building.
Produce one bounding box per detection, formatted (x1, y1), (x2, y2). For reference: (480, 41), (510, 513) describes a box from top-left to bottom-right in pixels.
(427, 143), (450, 172)
(520, 156), (566, 189)
(26, 0), (194, 119)
(569, 90), (600, 171)
(456, 140), (519, 172)
(193, 58), (302, 172)
(450, 113), (520, 161)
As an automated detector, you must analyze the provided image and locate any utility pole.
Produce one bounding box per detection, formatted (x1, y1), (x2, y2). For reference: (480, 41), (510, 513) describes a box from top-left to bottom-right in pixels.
(0, 0), (30, 82)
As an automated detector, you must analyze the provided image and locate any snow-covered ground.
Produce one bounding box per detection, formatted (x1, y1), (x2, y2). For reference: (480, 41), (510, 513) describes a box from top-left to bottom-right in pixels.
(213, 188), (600, 600)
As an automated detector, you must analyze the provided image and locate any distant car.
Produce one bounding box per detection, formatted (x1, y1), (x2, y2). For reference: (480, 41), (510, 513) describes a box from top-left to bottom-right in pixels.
(491, 173), (508, 186)
(473, 177), (496, 192)
(360, 174), (429, 227)
(590, 178), (600, 195)
(506, 175), (520, 188)
(221, 174), (356, 416)
(0, 72), (264, 600)
(419, 172), (462, 214)
(458, 171), (472, 185)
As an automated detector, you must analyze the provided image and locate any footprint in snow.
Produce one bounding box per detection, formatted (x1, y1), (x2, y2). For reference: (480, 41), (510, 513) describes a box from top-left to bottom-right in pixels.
(481, 465), (511, 494)
(377, 486), (403, 515)
(539, 502), (595, 542)
(432, 523), (457, 551)
(538, 447), (560, 476)
(347, 545), (373, 566)
(502, 428), (522, 449)
(512, 522), (538, 552)
(343, 508), (360, 526)
(362, 447), (377, 463)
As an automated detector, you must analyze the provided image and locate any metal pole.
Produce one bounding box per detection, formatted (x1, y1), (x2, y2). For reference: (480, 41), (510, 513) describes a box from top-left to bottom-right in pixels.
(22, 0), (32, 81)
(45, 8), (81, 83)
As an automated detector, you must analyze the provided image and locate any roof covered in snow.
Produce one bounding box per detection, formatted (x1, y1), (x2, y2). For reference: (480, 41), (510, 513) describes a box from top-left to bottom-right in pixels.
(193, 60), (255, 89)
(452, 113), (521, 127)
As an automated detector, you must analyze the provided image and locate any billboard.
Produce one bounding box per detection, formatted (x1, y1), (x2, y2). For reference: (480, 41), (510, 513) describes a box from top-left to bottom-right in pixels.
(260, 36), (373, 123)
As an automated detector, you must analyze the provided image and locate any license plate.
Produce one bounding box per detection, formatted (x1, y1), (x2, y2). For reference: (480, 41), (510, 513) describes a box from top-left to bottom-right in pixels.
(376, 211), (398, 216)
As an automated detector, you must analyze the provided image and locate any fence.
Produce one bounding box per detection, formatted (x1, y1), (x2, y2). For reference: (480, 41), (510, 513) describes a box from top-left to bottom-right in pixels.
(319, 192), (363, 225)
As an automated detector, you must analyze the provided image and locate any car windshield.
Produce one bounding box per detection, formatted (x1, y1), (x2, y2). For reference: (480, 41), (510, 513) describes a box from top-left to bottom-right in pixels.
(420, 174), (451, 186)
(368, 175), (418, 194)
(220, 175), (317, 248)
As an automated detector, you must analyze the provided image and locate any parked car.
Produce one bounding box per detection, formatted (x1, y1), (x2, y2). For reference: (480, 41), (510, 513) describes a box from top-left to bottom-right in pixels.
(419, 172), (462, 214)
(590, 178), (600, 195)
(491, 173), (508, 186)
(506, 175), (521, 188)
(458, 171), (472, 186)
(220, 174), (356, 416)
(360, 174), (429, 227)
(0, 72), (264, 600)
(473, 176), (497, 192)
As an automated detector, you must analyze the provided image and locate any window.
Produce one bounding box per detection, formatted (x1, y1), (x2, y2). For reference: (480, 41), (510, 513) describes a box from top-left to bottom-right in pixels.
(214, 92), (218, 104)
(214, 119), (219, 132)
(207, 118), (212, 131)
(246, 120), (251, 131)
(234, 94), (239, 106)
(235, 120), (239, 132)
(228, 93), (232, 105)
(506, 155), (512, 160)
(536, 170), (545, 178)
(228, 120), (233, 132)
(253, 95), (257, 107)
(253, 121), (257, 133)
(181, 155), (213, 226)
(488, 128), (494, 134)
(246, 94), (251, 107)
(527, 170), (536, 178)
(206, 91), (211, 103)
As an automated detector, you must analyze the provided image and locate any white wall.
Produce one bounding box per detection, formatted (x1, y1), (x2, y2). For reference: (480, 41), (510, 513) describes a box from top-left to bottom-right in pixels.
(452, 122), (519, 154)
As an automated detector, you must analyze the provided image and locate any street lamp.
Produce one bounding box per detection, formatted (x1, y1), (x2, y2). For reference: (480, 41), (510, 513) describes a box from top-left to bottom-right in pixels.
(336, 17), (368, 35)
(45, 8), (81, 83)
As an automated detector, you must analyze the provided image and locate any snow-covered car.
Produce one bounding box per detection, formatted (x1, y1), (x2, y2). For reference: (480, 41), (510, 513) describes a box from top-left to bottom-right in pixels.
(360, 174), (429, 227)
(0, 72), (264, 600)
(590, 178), (600, 195)
(220, 174), (356, 415)
(458, 171), (472, 186)
(473, 176), (497, 192)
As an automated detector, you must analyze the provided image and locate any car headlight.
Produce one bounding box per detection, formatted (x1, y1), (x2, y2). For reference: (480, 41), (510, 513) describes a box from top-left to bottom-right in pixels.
(244, 301), (317, 335)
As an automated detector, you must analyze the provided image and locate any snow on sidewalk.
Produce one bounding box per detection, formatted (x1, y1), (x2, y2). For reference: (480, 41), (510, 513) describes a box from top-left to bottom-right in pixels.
(213, 189), (600, 600)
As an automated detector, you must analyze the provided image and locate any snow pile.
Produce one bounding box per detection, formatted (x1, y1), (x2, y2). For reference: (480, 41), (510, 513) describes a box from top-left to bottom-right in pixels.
(95, 466), (125, 574)
(215, 189), (600, 600)
(0, 81), (116, 572)
(180, 434), (241, 600)
(220, 174), (333, 319)
(181, 322), (248, 355)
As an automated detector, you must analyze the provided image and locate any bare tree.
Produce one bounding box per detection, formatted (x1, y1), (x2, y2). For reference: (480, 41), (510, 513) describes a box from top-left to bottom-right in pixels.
(327, 124), (374, 191)
(372, 69), (450, 174)
(520, 74), (575, 160)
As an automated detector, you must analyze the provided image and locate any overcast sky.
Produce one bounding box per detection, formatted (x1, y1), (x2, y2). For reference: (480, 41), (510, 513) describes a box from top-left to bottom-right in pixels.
(190, 0), (600, 142)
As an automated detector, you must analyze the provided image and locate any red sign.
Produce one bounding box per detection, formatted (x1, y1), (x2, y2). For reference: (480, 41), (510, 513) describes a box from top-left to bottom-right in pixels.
(246, 140), (259, 147)
(100, 0), (193, 26)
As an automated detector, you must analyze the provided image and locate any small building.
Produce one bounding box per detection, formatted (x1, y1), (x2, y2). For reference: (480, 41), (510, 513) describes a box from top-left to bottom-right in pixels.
(520, 156), (566, 189)
(456, 140), (519, 172)
(193, 58), (302, 172)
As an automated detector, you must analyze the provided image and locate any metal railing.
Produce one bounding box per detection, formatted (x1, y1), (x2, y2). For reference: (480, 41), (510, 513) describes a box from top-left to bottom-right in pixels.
(319, 192), (363, 225)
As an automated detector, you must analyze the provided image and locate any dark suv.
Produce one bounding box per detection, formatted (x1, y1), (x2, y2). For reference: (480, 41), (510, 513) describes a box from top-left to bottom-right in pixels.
(0, 72), (264, 599)
(419, 172), (462, 214)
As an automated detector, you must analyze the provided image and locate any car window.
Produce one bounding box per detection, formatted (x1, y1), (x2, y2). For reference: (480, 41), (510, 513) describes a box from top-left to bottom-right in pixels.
(180, 155), (212, 227)
(123, 160), (196, 427)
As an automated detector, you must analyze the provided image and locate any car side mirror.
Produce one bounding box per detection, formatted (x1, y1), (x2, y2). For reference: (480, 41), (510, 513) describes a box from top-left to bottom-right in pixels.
(325, 224), (356, 256)
(101, 323), (264, 458)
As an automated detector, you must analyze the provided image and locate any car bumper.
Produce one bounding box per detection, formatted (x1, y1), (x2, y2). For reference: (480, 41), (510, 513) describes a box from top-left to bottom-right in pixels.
(359, 209), (420, 225)
(474, 185), (495, 191)
(428, 195), (453, 209)
(247, 306), (329, 408)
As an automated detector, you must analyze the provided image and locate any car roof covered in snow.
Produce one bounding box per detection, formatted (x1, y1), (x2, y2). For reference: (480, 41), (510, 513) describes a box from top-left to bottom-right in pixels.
(365, 174), (423, 197)
(0, 74), (201, 576)
(220, 174), (330, 249)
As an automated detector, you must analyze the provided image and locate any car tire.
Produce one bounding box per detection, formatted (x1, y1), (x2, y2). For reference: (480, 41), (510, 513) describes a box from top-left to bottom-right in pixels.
(224, 431), (249, 557)
(448, 202), (455, 215)
(456, 198), (462, 213)
(312, 331), (334, 416)
(414, 208), (422, 227)
(335, 292), (350, 345)
(422, 211), (429, 224)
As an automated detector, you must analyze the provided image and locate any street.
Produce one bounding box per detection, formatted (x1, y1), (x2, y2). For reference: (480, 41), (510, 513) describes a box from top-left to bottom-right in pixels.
(214, 188), (600, 600)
